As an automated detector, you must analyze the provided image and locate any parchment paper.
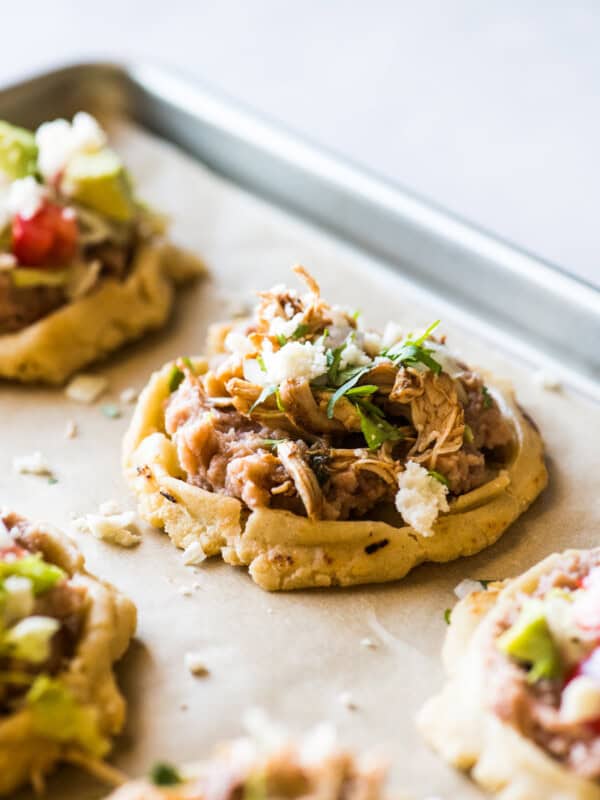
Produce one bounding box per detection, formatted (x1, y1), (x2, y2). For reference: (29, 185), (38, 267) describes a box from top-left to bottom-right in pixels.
(4, 122), (600, 800)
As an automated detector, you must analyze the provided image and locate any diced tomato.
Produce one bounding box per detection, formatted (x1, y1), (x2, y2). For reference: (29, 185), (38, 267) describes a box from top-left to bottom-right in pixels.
(0, 543), (27, 560)
(12, 202), (78, 267)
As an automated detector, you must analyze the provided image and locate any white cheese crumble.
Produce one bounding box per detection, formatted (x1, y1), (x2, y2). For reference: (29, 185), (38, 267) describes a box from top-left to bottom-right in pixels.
(6, 176), (47, 219)
(381, 321), (404, 349)
(533, 369), (562, 392)
(362, 330), (383, 356)
(65, 373), (108, 404)
(268, 311), (305, 340)
(299, 722), (337, 765)
(248, 340), (327, 386)
(337, 691), (358, 710)
(360, 637), (377, 649)
(339, 337), (371, 369)
(427, 343), (465, 379)
(64, 420), (78, 439)
(224, 330), (255, 357)
(454, 579), (484, 600)
(35, 111), (106, 181)
(182, 540), (207, 566)
(185, 651), (210, 676)
(560, 675), (600, 723)
(74, 503), (141, 548)
(395, 461), (449, 537)
(13, 451), (53, 477)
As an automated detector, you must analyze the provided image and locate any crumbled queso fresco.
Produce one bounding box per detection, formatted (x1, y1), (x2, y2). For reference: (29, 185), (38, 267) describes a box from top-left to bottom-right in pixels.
(395, 461), (449, 537)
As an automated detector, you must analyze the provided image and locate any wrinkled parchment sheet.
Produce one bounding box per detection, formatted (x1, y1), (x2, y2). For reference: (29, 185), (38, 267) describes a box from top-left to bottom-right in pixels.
(4, 121), (599, 800)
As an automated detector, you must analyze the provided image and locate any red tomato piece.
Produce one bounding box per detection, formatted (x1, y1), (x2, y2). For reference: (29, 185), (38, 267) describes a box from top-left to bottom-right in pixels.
(12, 202), (78, 267)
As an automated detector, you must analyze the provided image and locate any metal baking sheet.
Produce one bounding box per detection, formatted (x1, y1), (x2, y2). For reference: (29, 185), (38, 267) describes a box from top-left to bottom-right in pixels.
(0, 61), (598, 398)
(1, 63), (600, 800)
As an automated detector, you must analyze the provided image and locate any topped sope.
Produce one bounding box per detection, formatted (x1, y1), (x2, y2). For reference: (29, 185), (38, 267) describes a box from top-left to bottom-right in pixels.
(123, 266), (546, 590)
(0, 113), (204, 383)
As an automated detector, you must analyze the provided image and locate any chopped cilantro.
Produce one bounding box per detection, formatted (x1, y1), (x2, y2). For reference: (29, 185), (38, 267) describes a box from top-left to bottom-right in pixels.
(326, 365), (371, 418)
(168, 365), (184, 393)
(291, 323), (310, 339)
(384, 320), (442, 375)
(47, 476), (58, 485)
(352, 309), (361, 321)
(479, 579), (494, 589)
(412, 319), (441, 346)
(356, 404), (402, 450)
(444, 608), (452, 625)
(101, 404), (121, 419)
(345, 384), (378, 398)
(482, 385), (493, 409)
(386, 342), (442, 375)
(275, 333), (287, 346)
(150, 762), (182, 786)
(249, 385), (277, 413)
(325, 344), (346, 386)
(428, 469), (449, 487)
(256, 354), (267, 372)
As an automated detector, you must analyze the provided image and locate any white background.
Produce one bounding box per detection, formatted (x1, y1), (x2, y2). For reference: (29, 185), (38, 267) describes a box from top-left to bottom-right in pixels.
(4, 1), (600, 287)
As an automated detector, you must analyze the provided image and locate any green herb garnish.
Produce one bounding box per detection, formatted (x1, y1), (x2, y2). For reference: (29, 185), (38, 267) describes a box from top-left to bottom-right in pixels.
(345, 384), (378, 398)
(356, 404), (402, 450)
(428, 469), (449, 487)
(257, 354), (267, 372)
(291, 323), (310, 340)
(326, 365), (371, 418)
(325, 344), (346, 386)
(482, 385), (493, 409)
(463, 424), (474, 444)
(181, 356), (195, 373)
(276, 333), (287, 346)
(444, 608), (452, 625)
(249, 385), (278, 413)
(47, 477), (58, 485)
(168, 365), (185, 393)
(101, 404), (121, 419)
(384, 320), (442, 374)
(150, 762), (182, 786)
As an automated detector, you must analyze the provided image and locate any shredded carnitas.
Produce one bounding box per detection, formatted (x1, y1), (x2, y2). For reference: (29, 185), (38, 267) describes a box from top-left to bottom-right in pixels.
(165, 267), (514, 536)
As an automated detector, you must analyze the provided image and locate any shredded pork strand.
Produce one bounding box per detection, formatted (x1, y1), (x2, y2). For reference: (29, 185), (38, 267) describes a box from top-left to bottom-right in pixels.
(165, 269), (514, 522)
